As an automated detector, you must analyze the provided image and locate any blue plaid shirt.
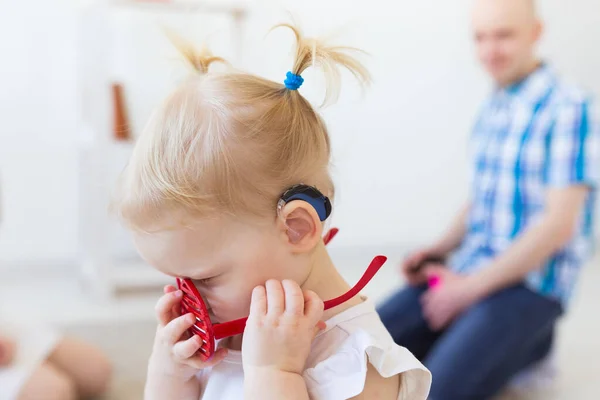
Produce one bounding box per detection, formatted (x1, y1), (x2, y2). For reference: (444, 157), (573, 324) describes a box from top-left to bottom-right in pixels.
(451, 64), (600, 305)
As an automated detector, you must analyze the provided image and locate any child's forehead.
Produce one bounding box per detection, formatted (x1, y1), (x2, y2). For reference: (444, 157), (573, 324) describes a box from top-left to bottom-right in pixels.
(134, 217), (271, 275)
(134, 225), (225, 275)
(141, 217), (230, 247)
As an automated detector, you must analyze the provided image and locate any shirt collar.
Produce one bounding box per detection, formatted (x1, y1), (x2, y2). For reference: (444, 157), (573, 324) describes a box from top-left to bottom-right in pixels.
(494, 63), (556, 107)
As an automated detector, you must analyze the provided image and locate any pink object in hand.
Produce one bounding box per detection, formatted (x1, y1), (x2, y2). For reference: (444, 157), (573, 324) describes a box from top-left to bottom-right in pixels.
(428, 275), (441, 288)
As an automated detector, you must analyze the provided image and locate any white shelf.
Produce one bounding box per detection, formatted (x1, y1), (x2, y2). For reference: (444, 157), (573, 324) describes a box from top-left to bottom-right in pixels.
(0, 274), (159, 326)
(77, 1), (248, 298)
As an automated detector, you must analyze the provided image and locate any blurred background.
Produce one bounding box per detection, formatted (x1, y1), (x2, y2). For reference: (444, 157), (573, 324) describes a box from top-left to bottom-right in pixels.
(0, 0), (598, 398)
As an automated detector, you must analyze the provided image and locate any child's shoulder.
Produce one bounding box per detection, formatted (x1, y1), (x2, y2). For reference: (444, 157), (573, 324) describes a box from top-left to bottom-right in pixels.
(303, 298), (431, 400)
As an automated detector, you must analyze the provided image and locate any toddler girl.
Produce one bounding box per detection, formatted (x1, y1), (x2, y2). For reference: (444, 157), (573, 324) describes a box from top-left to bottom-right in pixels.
(114, 24), (431, 400)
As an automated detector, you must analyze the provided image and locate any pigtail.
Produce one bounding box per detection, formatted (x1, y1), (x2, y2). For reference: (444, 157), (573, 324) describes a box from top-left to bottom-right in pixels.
(165, 29), (228, 74)
(272, 23), (371, 106)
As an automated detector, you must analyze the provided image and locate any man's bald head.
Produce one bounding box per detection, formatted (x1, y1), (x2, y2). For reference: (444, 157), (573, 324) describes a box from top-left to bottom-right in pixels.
(473, 0), (538, 26)
(471, 0), (543, 86)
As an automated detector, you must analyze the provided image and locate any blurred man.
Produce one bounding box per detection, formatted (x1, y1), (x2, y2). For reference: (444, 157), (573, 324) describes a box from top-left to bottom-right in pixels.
(378, 0), (600, 398)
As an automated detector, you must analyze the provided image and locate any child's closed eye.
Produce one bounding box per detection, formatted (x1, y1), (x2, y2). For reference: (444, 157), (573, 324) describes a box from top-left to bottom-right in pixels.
(193, 277), (213, 286)
(193, 272), (224, 287)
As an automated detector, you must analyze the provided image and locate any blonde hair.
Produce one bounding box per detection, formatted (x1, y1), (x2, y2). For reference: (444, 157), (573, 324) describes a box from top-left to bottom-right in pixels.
(113, 24), (370, 231)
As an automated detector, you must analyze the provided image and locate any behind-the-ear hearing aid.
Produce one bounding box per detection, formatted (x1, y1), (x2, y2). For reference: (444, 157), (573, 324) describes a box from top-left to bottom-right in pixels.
(277, 184), (332, 221)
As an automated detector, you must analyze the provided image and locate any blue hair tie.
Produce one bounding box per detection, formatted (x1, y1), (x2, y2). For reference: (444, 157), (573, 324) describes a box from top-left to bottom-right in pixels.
(284, 71), (304, 90)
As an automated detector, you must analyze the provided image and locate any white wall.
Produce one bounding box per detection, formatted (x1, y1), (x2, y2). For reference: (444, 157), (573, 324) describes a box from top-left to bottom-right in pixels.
(0, 0), (80, 263)
(1, 0), (599, 265)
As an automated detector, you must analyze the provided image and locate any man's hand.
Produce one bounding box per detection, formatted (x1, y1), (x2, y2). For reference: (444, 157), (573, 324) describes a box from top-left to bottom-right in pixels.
(400, 249), (446, 286)
(420, 267), (481, 331)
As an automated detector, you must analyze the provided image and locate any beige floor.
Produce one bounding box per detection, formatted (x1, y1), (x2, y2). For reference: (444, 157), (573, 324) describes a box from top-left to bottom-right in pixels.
(2, 253), (599, 399)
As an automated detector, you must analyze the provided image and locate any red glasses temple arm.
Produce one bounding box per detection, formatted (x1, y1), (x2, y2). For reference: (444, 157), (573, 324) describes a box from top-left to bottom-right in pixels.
(213, 255), (387, 340)
(322, 228), (339, 245)
(323, 255), (386, 309)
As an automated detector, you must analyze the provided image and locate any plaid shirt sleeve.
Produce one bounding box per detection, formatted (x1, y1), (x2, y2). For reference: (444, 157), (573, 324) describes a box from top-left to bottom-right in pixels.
(546, 98), (600, 189)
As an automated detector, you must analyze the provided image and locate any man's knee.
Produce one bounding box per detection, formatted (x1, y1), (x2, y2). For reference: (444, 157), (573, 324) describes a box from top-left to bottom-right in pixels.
(377, 286), (425, 333)
(425, 287), (561, 399)
(378, 286), (424, 318)
(427, 363), (481, 399)
(377, 285), (440, 362)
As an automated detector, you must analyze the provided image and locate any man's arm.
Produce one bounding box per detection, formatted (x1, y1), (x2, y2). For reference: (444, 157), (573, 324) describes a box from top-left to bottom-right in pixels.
(469, 186), (589, 298)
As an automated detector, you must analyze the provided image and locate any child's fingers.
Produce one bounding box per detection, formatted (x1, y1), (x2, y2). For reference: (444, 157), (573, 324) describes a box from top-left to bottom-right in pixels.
(250, 285), (267, 316)
(265, 280), (285, 316)
(173, 335), (204, 360)
(303, 290), (324, 322)
(186, 347), (228, 370)
(163, 313), (196, 344)
(164, 286), (181, 318)
(282, 280), (304, 316)
(171, 303), (182, 322)
(155, 290), (183, 326)
(164, 285), (177, 294)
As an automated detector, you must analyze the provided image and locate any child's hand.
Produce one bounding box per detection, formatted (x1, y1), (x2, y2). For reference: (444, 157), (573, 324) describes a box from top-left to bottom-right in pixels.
(0, 335), (16, 367)
(242, 280), (325, 375)
(147, 285), (227, 381)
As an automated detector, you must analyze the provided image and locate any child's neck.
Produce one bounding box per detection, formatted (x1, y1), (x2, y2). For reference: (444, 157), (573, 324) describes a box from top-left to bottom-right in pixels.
(301, 242), (363, 321)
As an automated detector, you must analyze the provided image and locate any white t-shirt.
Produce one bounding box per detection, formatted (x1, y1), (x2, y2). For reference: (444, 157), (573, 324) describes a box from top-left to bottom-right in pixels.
(197, 298), (431, 399)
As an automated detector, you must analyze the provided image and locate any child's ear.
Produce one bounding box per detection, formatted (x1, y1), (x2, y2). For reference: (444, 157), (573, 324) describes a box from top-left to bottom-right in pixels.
(278, 202), (323, 252)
